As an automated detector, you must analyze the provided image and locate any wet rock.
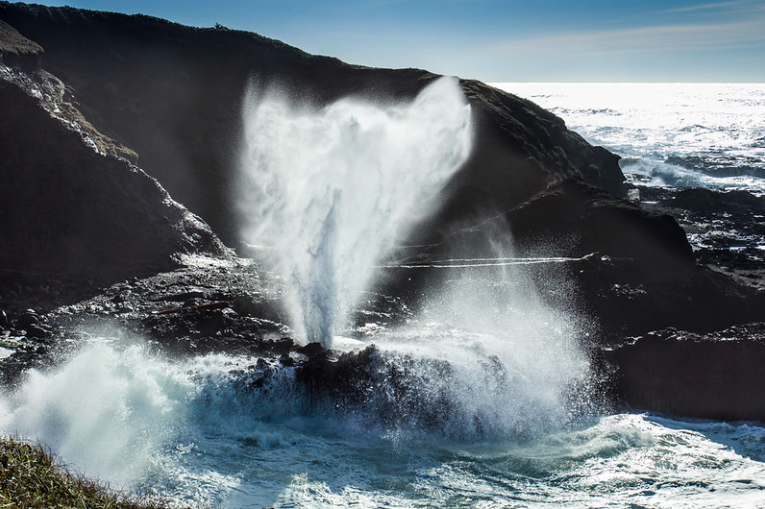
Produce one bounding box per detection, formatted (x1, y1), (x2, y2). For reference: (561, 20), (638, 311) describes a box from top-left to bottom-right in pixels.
(297, 341), (328, 359)
(635, 185), (765, 291)
(231, 295), (283, 323)
(294, 345), (485, 434)
(606, 324), (765, 422)
(669, 188), (765, 216)
(25, 323), (49, 339)
(576, 257), (764, 343)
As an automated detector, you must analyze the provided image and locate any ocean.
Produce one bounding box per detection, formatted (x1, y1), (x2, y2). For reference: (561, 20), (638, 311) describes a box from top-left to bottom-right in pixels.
(494, 83), (765, 195)
(2, 83), (765, 508)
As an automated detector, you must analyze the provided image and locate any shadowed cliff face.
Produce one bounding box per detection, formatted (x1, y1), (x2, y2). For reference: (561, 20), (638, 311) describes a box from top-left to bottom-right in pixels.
(0, 72), (226, 286)
(0, 18), (41, 69)
(0, 2), (623, 248)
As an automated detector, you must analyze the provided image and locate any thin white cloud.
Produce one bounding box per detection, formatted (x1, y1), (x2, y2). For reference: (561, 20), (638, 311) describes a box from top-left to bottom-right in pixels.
(499, 15), (765, 56)
(662, 0), (763, 14)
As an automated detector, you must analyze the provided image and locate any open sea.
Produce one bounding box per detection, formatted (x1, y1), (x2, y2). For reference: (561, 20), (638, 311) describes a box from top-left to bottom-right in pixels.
(2, 83), (765, 508)
(495, 83), (765, 195)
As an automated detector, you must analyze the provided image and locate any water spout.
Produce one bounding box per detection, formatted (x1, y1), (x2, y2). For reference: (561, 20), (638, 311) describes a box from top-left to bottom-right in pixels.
(238, 77), (473, 346)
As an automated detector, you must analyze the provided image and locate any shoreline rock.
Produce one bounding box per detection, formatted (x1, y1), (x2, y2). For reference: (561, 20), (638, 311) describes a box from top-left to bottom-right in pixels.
(1, 1), (764, 426)
(606, 324), (765, 422)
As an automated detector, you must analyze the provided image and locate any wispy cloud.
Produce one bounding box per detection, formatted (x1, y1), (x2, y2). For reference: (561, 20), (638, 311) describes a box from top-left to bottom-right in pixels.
(662, 0), (763, 14)
(499, 12), (765, 56)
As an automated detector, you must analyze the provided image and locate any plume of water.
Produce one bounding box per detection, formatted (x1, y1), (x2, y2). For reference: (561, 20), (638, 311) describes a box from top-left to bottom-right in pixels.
(237, 77), (473, 346)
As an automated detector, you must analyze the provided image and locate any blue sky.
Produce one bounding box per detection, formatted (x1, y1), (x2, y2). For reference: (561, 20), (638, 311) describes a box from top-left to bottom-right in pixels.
(23, 0), (765, 82)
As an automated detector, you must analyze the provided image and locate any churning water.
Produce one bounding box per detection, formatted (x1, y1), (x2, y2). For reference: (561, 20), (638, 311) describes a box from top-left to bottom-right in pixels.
(2, 82), (765, 508)
(1, 333), (765, 508)
(494, 83), (765, 195)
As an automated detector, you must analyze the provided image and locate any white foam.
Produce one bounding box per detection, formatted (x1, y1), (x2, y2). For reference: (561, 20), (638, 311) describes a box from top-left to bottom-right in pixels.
(0, 338), (193, 485)
(492, 83), (765, 195)
(3, 333), (764, 508)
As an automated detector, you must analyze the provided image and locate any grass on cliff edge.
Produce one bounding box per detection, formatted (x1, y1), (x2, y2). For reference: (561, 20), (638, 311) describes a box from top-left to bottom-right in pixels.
(0, 437), (168, 509)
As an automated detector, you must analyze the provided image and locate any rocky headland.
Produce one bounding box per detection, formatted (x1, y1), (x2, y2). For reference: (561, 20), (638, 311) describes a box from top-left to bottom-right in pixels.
(1, 1), (764, 423)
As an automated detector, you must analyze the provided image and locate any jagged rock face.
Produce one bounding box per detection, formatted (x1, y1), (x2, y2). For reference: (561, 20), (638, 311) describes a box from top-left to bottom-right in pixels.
(0, 18), (41, 69)
(0, 76), (226, 285)
(435, 179), (693, 268)
(606, 324), (765, 422)
(507, 180), (693, 267)
(0, 2), (624, 247)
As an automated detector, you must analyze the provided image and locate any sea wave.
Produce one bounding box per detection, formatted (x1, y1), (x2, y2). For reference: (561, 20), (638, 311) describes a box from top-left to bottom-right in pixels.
(493, 83), (765, 195)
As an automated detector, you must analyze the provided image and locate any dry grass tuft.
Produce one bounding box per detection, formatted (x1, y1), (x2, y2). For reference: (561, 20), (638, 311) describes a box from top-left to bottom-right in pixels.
(0, 437), (168, 509)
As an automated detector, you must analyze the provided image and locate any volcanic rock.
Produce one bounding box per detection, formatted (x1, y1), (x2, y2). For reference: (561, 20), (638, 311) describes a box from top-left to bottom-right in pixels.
(0, 69), (227, 291)
(607, 324), (765, 422)
(0, 1), (624, 247)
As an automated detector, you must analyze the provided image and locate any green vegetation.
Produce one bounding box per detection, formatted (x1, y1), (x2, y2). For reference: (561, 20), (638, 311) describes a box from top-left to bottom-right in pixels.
(0, 437), (165, 509)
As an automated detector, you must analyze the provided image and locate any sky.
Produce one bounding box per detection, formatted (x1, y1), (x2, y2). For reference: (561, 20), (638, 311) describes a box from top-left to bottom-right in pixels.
(19, 0), (765, 82)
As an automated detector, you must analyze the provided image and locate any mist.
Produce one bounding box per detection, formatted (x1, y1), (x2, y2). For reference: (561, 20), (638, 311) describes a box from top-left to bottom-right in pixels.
(237, 77), (473, 346)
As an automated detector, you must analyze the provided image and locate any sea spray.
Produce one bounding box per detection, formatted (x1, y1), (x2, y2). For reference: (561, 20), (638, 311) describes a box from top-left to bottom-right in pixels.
(3, 324), (765, 507)
(237, 76), (473, 346)
(0, 338), (192, 485)
(0, 334), (302, 505)
(396, 229), (590, 436)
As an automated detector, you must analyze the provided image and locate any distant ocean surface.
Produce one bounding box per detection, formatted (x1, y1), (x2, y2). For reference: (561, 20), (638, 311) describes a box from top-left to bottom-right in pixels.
(3, 83), (765, 509)
(494, 83), (765, 195)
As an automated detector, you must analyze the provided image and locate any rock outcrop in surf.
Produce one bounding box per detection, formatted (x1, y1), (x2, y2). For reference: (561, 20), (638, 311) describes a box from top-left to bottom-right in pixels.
(2, 1), (764, 424)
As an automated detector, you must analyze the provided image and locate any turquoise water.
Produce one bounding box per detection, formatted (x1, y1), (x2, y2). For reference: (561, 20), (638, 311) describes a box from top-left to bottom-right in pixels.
(3, 83), (765, 508)
(2, 331), (765, 508)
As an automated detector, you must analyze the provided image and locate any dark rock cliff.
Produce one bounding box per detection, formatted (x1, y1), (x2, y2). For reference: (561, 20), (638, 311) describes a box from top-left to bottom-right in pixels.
(0, 1), (623, 247)
(607, 325), (765, 422)
(0, 67), (226, 286)
(2, 2), (764, 423)
(0, 18), (40, 69)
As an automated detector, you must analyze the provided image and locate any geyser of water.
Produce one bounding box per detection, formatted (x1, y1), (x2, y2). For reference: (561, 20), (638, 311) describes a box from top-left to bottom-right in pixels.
(238, 77), (473, 346)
